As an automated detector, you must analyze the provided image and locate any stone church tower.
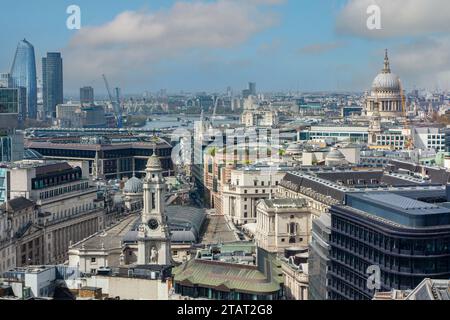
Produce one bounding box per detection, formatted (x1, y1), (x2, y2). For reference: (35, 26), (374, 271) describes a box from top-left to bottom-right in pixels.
(137, 152), (171, 266)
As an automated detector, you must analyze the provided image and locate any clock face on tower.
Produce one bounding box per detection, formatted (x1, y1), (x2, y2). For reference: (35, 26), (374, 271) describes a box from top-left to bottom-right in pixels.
(148, 218), (159, 230)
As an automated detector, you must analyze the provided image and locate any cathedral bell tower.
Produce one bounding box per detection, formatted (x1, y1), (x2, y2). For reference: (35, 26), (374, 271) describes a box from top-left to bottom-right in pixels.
(369, 98), (382, 146)
(137, 151), (171, 266)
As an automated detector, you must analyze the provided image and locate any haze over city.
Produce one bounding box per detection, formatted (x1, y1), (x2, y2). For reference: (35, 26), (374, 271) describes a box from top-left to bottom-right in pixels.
(1, 0), (450, 94)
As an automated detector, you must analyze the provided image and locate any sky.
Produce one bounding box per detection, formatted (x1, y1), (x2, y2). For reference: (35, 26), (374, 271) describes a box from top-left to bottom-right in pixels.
(1, 0), (450, 95)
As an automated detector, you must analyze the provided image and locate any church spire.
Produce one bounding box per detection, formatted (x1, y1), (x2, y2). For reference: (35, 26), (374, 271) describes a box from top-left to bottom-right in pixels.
(382, 49), (391, 74)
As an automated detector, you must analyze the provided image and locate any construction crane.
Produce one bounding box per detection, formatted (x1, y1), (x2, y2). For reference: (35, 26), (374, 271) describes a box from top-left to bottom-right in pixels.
(102, 74), (123, 128)
(399, 79), (414, 150)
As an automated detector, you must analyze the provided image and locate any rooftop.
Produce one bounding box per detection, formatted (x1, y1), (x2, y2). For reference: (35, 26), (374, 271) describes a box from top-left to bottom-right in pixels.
(1, 197), (35, 212)
(343, 192), (450, 228)
(71, 214), (137, 251)
(261, 198), (307, 209)
(173, 259), (282, 294)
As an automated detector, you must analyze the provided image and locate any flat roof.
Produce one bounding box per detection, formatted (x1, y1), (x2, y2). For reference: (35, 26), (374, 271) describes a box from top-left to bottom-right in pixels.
(345, 192), (450, 228)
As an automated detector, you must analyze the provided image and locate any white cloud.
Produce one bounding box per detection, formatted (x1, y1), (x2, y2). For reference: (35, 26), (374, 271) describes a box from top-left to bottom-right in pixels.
(63, 0), (282, 89)
(336, 0), (450, 38)
(391, 37), (450, 90)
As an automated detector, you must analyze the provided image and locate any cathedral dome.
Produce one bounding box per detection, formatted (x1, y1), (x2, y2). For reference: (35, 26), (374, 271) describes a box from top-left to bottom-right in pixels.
(372, 73), (400, 92)
(371, 49), (401, 92)
(124, 177), (143, 194)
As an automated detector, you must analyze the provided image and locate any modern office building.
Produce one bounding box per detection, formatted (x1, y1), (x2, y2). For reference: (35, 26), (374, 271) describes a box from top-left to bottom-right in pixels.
(298, 126), (369, 143)
(0, 131), (24, 163)
(42, 52), (63, 118)
(26, 136), (173, 180)
(0, 73), (12, 88)
(10, 39), (37, 119)
(249, 82), (256, 96)
(82, 105), (106, 128)
(308, 212), (331, 300)
(0, 87), (27, 126)
(413, 127), (446, 152)
(328, 192), (450, 300)
(242, 82), (256, 99)
(80, 86), (94, 105)
(0, 168), (8, 204)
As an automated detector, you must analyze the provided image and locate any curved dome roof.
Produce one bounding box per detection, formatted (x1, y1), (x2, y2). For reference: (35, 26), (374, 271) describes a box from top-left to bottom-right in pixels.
(372, 73), (400, 92)
(147, 154), (162, 169)
(124, 177), (143, 194)
(286, 143), (302, 155)
(326, 148), (345, 161)
(371, 49), (401, 92)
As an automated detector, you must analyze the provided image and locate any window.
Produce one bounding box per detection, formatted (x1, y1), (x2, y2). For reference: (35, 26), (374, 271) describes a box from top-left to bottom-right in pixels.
(91, 257), (96, 263)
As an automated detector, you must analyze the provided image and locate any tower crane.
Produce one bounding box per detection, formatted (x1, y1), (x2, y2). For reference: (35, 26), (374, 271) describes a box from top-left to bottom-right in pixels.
(102, 74), (123, 128)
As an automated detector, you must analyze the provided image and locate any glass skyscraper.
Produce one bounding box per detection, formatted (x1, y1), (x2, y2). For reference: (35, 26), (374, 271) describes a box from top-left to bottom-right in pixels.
(10, 39), (38, 119)
(42, 52), (63, 118)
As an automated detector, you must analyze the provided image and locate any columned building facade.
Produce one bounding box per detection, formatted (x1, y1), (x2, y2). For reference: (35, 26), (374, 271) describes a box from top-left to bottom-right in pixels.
(365, 50), (404, 119)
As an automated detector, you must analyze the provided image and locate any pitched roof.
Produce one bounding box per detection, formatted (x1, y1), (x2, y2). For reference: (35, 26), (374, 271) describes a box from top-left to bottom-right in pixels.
(173, 259), (282, 294)
(3, 197), (35, 212)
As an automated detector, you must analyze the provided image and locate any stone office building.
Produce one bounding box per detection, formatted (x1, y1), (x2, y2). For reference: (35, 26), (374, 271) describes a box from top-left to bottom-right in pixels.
(0, 160), (107, 267)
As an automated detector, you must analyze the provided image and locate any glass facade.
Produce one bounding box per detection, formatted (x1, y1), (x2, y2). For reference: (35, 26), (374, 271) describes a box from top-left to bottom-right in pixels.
(42, 52), (63, 118)
(0, 87), (26, 123)
(10, 39), (37, 119)
(0, 168), (8, 204)
(328, 205), (450, 300)
(308, 215), (331, 300)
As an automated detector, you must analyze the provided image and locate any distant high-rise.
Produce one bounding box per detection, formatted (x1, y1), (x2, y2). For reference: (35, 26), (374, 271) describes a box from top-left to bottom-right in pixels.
(249, 82), (256, 96)
(80, 86), (94, 105)
(42, 52), (63, 118)
(243, 82), (256, 99)
(0, 73), (12, 88)
(10, 39), (37, 119)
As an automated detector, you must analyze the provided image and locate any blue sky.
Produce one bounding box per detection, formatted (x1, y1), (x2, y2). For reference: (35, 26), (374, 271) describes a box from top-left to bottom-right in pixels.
(1, 0), (449, 95)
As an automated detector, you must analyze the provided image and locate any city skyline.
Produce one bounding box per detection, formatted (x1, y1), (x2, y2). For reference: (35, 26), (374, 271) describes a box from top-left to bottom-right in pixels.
(1, 0), (450, 94)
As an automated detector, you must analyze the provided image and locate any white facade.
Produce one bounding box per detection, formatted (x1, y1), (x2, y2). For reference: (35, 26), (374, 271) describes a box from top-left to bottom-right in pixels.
(255, 199), (318, 254)
(221, 168), (286, 226)
(365, 50), (404, 119)
(137, 154), (171, 266)
(413, 127), (445, 152)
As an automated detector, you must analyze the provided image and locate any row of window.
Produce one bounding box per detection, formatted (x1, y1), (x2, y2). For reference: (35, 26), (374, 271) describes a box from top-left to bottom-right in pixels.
(39, 182), (89, 200)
